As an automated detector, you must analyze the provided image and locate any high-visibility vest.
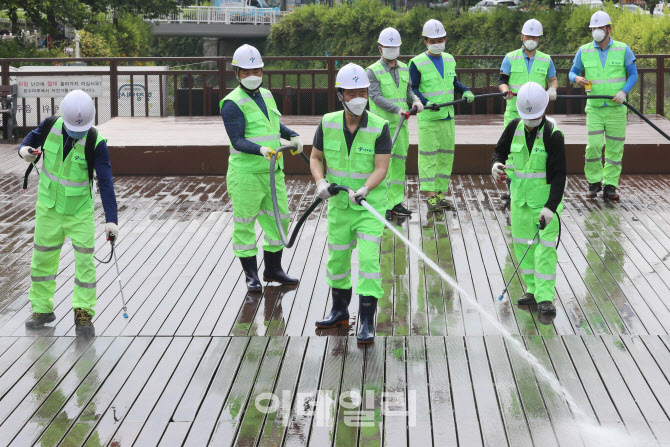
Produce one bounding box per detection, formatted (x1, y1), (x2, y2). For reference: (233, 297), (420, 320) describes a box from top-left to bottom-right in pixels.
(409, 51), (456, 121)
(579, 40), (627, 107)
(37, 117), (105, 216)
(506, 48), (551, 114)
(367, 59), (410, 129)
(221, 86), (283, 173)
(321, 111), (387, 211)
(506, 118), (562, 208)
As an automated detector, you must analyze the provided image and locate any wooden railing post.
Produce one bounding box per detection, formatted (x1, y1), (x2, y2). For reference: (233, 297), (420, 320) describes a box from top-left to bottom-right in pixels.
(110, 59), (119, 118)
(327, 57), (335, 111)
(657, 55), (665, 117)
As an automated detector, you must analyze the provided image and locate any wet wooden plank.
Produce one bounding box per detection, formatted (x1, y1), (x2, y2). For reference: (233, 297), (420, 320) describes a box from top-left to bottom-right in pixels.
(117, 337), (211, 446)
(358, 337), (385, 447)
(485, 335), (532, 447)
(0, 336), (18, 357)
(424, 337), (457, 444)
(307, 336), (347, 446)
(407, 181), (428, 336)
(232, 337), (288, 446)
(333, 335), (365, 446)
(383, 336), (407, 447)
(42, 336), (152, 446)
(75, 337), (172, 446)
(183, 337), (250, 446)
(255, 337), (308, 446)
(0, 337), (56, 395)
(445, 336), (482, 445)
(269, 336), (326, 447)
(406, 337), (433, 445)
(11, 337), (124, 446)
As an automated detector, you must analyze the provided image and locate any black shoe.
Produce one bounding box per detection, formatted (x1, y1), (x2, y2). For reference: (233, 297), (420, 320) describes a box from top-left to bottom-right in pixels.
(357, 296), (378, 344)
(391, 203), (413, 216)
(240, 256), (262, 292)
(501, 193), (511, 209)
(25, 312), (56, 329)
(315, 288), (352, 328)
(426, 196), (440, 212)
(263, 250), (299, 285)
(74, 309), (95, 338)
(517, 292), (536, 305)
(436, 192), (452, 209)
(602, 185), (619, 201)
(385, 210), (392, 220)
(587, 182), (602, 199)
(537, 301), (556, 315)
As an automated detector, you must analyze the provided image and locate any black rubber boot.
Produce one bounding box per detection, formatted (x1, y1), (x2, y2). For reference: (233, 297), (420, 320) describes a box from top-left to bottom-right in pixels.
(315, 288), (352, 328)
(25, 312), (56, 330)
(517, 292), (536, 305)
(74, 309), (95, 338)
(263, 250), (299, 285)
(538, 301), (556, 315)
(602, 185), (619, 201)
(239, 256), (262, 292)
(587, 182), (602, 199)
(357, 296), (378, 344)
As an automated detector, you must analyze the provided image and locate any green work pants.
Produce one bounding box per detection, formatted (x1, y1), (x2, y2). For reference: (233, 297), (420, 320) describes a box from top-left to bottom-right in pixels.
(417, 118), (455, 193)
(510, 201), (562, 303)
(585, 105), (627, 187)
(386, 123), (409, 208)
(228, 168), (289, 258)
(29, 201), (97, 316)
(503, 108), (520, 129)
(326, 204), (385, 298)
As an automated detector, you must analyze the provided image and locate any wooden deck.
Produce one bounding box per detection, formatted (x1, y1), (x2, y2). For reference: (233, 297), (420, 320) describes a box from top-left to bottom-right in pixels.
(2, 143), (670, 445)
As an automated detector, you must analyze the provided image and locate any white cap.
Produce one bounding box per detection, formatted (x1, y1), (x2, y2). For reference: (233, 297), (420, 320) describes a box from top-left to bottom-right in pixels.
(335, 63), (370, 89)
(378, 27), (401, 47)
(422, 19), (446, 39)
(232, 44), (264, 69)
(590, 11), (612, 28)
(60, 90), (95, 132)
(516, 81), (549, 120)
(521, 19), (543, 37)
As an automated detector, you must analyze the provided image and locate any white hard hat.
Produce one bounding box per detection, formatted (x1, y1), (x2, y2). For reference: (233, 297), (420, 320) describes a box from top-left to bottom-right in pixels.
(521, 19), (543, 37)
(378, 27), (401, 47)
(422, 19), (446, 39)
(60, 89), (95, 132)
(516, 81), (549, 120)
(232, 44), (264, 69)
(589, 11), (612, 28)
(335, 63), (370, 90)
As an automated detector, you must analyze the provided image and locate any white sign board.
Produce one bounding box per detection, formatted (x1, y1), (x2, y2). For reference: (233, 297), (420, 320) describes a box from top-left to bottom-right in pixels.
(16, 76), (104, 98)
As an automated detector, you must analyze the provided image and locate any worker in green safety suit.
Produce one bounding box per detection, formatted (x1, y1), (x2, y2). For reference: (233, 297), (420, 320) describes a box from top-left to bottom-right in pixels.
(19, 89), (119, 337)
(221, 44), (304, 293)
(310, 63), (392, 344)
(366, 27), (423, 220)
(491, 82), (566, 318)
(409, 19), (475, 212)
(498, 18), (559, 208)
(569, 11), (638, 200)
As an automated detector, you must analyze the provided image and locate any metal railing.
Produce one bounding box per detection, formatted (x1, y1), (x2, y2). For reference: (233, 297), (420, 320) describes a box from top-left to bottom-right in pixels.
(1, 55), (668, 138)
(143, 6), (287, 25)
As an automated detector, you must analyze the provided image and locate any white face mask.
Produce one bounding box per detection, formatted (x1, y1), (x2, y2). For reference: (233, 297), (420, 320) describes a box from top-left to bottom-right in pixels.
(523, 40), (538, 51)
(592, 28), (607, 43)
(427, 43), (445, 55)
(523, 117), (543, 128)
(240, 75), (262, 90)
(381, 47), (400, 61)
(344, 97), (368, 116)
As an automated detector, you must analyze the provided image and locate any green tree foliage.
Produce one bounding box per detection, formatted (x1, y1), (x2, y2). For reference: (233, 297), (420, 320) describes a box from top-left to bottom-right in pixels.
(82, 12), (153, 57)
(268, 0), (670, 64)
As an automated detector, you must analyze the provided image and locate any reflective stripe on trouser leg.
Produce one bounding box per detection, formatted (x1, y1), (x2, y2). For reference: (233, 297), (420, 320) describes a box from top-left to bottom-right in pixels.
(534, 203), (562, 303)
(326, 206), (355, 290)
(510, 202), (538, 295)
(437, 119), (455, 193)
(258, 169), (288, 253)
(353, 207), (385, 298)
(65, 205), (97, 316)
(584, 105), (606, 184)
(228, 170), (268, 257)
(29, 201), (65, 314)
(603, 105), (627, 188)
(386, 124), (409, 208)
